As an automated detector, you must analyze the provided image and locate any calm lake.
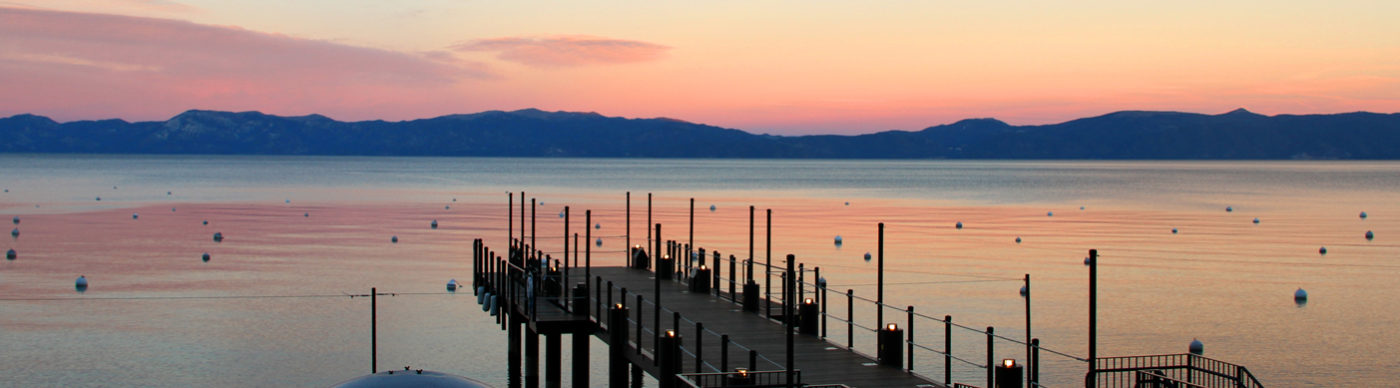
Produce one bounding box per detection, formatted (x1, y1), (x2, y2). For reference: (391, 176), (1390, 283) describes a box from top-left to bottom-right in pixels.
(1, 155), (1397, 387)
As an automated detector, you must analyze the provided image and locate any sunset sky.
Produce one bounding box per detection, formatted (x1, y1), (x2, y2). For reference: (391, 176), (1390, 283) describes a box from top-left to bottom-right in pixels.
(2, 1), (1397, 134)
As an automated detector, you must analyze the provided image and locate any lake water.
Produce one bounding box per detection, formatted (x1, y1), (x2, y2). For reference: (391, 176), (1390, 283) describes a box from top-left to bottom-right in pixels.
(1, 155), (1397, 387)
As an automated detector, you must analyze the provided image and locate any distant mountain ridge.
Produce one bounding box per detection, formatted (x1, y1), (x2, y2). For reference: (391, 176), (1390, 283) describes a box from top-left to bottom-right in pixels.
(3, 108), (1399, 159)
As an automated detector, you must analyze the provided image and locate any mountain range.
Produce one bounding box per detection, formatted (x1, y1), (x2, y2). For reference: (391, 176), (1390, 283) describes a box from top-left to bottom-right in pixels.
(2, 108), (1398, 159)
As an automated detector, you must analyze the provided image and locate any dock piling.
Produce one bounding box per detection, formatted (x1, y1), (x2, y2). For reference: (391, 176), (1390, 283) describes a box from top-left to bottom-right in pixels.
(609, 304), (629, 388)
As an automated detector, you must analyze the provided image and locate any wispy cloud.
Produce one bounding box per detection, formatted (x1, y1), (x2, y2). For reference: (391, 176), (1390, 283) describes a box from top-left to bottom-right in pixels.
(0, 7), (493, 120)
(454, 35), (669, 67)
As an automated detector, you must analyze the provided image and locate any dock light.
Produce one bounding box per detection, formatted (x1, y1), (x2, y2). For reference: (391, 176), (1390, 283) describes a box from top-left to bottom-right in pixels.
(699, 265), (707, 270)
(735, 368), (748, 377)
(1003, 359), (1016, 368)
(614, 303), (624, 309)
(665, 330), (677, 338)
(886, 323), (898, 331)
(803, 298), (814, 304)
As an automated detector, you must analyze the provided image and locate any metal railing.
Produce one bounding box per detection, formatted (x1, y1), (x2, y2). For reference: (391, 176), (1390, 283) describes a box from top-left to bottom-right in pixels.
(1092, 353), (1263, 388)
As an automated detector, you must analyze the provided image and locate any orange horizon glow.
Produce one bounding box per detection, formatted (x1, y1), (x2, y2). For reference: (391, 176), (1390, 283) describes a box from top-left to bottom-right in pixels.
(1, 1), (1398, 135)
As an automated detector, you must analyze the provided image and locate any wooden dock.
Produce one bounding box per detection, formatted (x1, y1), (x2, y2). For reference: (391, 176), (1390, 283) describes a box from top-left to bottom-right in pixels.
(474, 236), (945, 388)
(471, 193), (1270, 388)
(587, 266), (942, 387)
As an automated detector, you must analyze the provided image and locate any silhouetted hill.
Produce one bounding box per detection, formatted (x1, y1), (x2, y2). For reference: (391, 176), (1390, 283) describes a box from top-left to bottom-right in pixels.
(2, 108), (1398, 159)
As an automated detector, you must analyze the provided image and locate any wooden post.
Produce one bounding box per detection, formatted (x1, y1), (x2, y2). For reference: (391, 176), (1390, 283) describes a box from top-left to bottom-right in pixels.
(729, 254), (737, 302)
(986, 326), (995, 388)
(689, 197), (695, 275)
(370, 287), (377, 373)
(531, 198), (536, 265)
(695, 322), (705, 373)
(1088, 249), (1098, 387)
(636, 294), (644, 356)
(647, 193), (652, 260)
(609, 304), (629, 388)
(509, 294), (522, 388)
(766, 209), (772, 319)
(586, 211), (592, 291)
(878, 223), (885, 334)
(786, 254), (796, 388)
(512, 191), (518, 252)
(654, 223), (662, 360)
(625, 192), (630, 267)
(1024, 273), (1032, 388)
(573, 330), (589, 387)
(545, 332), (561, 388)
(564, 207), (570, 304)
(945, 315), (952, 386)
(907, 306), (915, 372)
(748, 205), (754, 282)
(1031, 338), (1040, 387)
(721, 334), (730, 373)
(658, 330), (681, 388)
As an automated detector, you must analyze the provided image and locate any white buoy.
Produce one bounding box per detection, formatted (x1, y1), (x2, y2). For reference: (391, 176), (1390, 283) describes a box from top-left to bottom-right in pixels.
(1047, 211), (1053, 217)
(75, 275), (88, 291)
(1189, 339), (1203, 355)
(213, 232), (223, 242)
(1365, 230), (1374, 241)
(710, 205), (716, 212)
(11, 228), (18, 237)
(446, 279), (458, 291)
(132, 213), (139, 220)
(171, 207), (176, 212)
(1360, 211), (1368, 219)
(955, 221), (963, 230)
(1015, 236), (1022, 243)
(489, 295), (499, 316)
(285, 199), (290, 204)
(11, 216), (17, 225)
(1080, 206), (1085, 210)
(1318, 246), (1327, 255)
(453, 198), (457, 202)
(304, 213), (309, 217)
(863, 252), (871, 262)
(391, 236), (399, 243)
(1225, 206), (1232, 212)
(1252, 217), (1260, 224)
(1172, 228), (1179, 234)
(202, 220), (208, 225)
(202, 252), (210, 262)
(558, 212), (564, 218)
(595, 223), (601, 229)
(1083, 257), (1091, 265)
(6, 249), (15, 260)
(833, 235), (842, 246)
(95, 196), (101, 201)
(167, 191), (172, 195)
(1294, 288), (1308, 302)
(476, 288), (486, 304)
(431, 220), (439, 229)
(445, 205), (451, 210)
(595, 238), (602, 247)
(481, 293), (492, 311)
(844, 202), (850, 206)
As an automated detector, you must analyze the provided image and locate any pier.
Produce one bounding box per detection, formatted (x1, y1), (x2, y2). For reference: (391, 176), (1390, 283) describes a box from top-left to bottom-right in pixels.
(466, 192), (1267, 388)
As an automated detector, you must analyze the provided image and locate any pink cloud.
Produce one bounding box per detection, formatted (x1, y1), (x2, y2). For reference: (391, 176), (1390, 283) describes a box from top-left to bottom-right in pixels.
(0, 7), (493, 121)
(454, 35), (669, 67)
